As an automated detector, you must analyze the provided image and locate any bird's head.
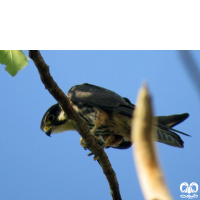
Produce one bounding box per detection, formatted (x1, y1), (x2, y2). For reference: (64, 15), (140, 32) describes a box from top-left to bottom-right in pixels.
(40, 103), (75, 137)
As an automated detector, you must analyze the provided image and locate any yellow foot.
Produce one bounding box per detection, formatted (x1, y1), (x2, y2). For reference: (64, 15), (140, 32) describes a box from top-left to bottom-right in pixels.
(91, 111), (108, 134)
(91, 124), (99, 134)
(87, 152), (100, 160)
(80, 135), (100, 150)
(102, 135), (115, 149)
(93, 155), (100, 161)
(80, 137), (87, 149)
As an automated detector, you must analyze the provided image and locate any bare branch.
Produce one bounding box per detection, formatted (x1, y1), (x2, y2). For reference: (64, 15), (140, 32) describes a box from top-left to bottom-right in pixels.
(179, 50), (200, 98)
(29, 50), (122, 200)
(132, 84), (173, 200)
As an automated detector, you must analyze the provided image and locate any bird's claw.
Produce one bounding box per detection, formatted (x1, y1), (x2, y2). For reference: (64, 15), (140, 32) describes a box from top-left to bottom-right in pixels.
(93, 155), (100, 161)
(87, 152), (100, 161)
(87, 152), (93, 156)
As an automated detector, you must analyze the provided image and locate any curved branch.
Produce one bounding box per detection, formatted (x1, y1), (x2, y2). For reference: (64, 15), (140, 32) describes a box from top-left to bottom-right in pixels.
(132, 84), (172, 200)
(29, 50), (122, 200)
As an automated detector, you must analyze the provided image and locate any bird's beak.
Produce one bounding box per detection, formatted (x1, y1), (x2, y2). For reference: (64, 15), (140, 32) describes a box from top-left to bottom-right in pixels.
(44, 126), (52, 137)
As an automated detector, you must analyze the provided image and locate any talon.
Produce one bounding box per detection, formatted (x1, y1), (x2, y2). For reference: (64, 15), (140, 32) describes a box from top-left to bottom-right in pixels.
(87, 152), (94, 156)
(93, 155), (100, 161)
(88, 153), (100, 161)
(80, 135), (101, 150)
(80, 137), (88, 149)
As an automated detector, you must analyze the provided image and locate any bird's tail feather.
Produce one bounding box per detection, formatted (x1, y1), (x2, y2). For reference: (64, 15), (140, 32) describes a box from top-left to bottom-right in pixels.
(155, 113), (190, 148)
(155, 127), (184, 148)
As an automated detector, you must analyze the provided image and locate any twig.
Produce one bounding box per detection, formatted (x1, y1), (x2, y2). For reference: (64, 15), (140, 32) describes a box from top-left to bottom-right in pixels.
(131, 84), (173, 200)
(179, 50), (200, 98)
(29, 50), (122, 200)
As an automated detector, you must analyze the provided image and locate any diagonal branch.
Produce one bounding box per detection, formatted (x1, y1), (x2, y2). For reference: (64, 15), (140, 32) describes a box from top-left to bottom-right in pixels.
(179, 50), (200, 98)
(29, 50), (122, 200)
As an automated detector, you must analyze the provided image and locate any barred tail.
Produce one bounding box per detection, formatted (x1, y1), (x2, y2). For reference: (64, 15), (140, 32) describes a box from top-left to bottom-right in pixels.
(155, 113), (190, 148)
(155, 128), (184, 148)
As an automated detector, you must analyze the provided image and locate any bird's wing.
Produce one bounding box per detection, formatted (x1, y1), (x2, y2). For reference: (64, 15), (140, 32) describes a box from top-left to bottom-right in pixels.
(157, 113), (189, 128)
(67, 83), (135, 117)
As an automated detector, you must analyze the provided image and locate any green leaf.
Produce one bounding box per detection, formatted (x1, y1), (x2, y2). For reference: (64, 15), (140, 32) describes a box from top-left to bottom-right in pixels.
(0, 50), (29, 76)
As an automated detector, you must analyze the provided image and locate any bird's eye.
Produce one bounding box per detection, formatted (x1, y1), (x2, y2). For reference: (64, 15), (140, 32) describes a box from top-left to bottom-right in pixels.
(47, 114), (55, 123)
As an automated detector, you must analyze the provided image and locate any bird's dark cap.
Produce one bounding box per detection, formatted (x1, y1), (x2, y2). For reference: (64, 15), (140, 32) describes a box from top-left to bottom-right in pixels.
(40, 103), (60, 131)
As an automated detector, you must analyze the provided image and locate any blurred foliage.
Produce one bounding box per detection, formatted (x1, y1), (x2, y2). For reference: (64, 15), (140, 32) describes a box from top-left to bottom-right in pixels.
(0, 50), (29, 76)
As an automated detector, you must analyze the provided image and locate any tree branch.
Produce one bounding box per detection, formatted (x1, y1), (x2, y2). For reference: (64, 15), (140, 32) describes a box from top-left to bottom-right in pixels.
(29, 50), (122, 200)
(179, 50), (200, 98)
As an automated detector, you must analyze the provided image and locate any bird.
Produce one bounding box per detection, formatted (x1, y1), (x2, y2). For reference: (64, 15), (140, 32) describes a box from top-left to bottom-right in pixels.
(40, 83), (190, 149)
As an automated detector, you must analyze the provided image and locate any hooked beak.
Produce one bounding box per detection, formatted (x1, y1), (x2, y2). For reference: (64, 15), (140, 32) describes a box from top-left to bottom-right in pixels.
(44, 126), (52, 137)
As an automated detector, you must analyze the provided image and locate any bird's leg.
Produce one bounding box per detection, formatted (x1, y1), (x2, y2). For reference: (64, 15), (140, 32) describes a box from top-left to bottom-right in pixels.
(91, 111), (108, 134)
(91, 125), (97, 134)
(102, 135), (115, 149)
(93, 136), (116, 161)
(90, 122), (101, 134)
(80, 135), (101, 148)
(81, 138), (104, 158)
(80, 137), (94, 156)
(81, 110), (109, 159)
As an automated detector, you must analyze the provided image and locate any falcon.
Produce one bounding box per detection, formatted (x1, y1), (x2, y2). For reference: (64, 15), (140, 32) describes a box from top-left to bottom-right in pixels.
(40, 83), (190, 149)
